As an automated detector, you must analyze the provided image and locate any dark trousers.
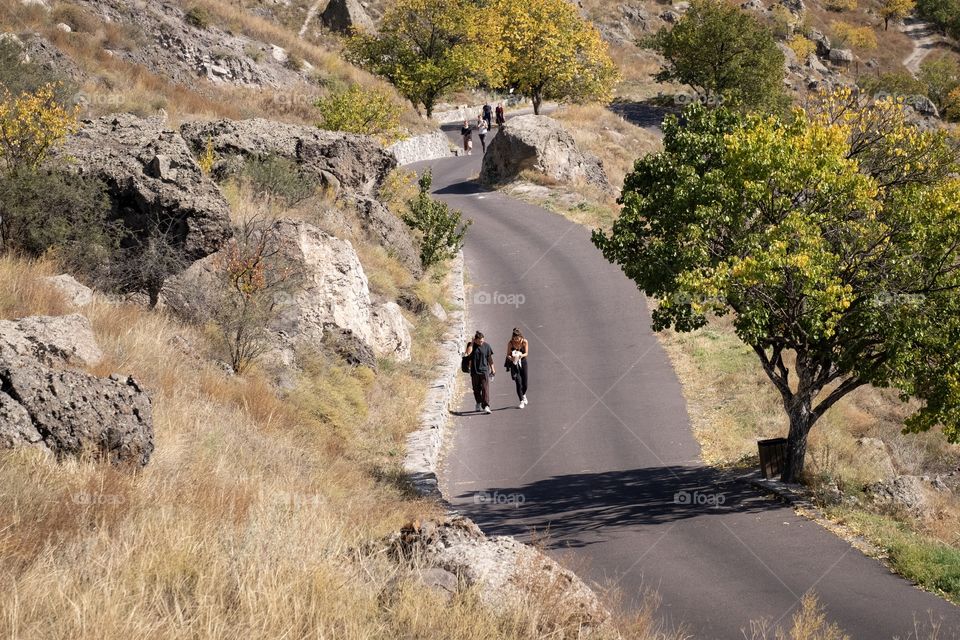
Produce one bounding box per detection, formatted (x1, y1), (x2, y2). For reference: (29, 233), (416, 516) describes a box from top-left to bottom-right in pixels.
(479, 133), (487, 151)
(484, 114), (492, 129)
(513, 360), (528, 400)
(471, 372), (490, 407)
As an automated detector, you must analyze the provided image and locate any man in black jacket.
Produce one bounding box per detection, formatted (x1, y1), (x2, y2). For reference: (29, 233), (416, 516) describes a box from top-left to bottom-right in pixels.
(464, 330), (495, 413)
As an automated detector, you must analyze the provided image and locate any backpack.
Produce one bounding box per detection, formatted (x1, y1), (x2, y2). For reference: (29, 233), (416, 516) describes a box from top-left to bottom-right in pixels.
(461, 343), (471, 373)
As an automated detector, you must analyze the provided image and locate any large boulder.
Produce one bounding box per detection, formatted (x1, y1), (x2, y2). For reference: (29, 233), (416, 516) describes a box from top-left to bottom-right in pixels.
(52, 114), (233, 262)
(352, 196), (422, 276)
(480, 115), (610, 191)
(0, 314), (102, 367)
(0, 357), (154, 467)
(866, 475), (947, 518)
(179, 118), (396, 197)
(163, 220), (413, 363)
(320, 0), (376, 35)
(44, 274), (95, 308)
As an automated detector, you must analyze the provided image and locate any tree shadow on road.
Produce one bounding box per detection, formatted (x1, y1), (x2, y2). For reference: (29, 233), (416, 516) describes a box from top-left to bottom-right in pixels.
(450, 465), (785, 549)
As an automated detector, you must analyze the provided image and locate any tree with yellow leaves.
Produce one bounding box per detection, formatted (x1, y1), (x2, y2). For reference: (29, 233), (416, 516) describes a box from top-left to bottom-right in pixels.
(494, 0), (619, 115)
(879, 0), (915, 30)
(594, 89), (960, 482)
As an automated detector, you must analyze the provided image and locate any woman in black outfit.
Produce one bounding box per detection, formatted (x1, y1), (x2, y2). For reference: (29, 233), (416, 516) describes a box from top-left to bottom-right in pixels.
(505, 328), (529, 408)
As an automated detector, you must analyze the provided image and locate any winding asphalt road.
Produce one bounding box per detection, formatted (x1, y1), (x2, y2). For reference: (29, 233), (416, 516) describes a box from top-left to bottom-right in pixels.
(411, 122), (960, 639)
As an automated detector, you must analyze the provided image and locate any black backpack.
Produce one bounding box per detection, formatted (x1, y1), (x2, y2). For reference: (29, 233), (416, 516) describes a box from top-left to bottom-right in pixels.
(461, 343), (471, 373)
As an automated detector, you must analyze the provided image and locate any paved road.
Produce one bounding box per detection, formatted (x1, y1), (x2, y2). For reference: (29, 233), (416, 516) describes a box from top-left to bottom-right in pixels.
(411, 122), (960, 639)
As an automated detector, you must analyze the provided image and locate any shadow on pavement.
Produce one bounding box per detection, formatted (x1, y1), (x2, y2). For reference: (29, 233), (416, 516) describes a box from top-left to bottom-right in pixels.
(452, 466), (782, 549)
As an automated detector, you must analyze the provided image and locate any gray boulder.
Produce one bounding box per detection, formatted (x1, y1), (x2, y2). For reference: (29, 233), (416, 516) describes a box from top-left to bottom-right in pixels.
(0, 357), (154, 467)
(45, 274), (95, 308)
(480, 115), (610, 190)
(906, 94), (940, 118)
(0, 314), (102, 367)
(53, 114), (233, 262)
(808, 29), (831, 57)
(163, 220), (413, 363)
(780, 0), (805, 14)
(352, 196), (422, 276)
(829, 48), (854, 66)
(320, 0), (376, 34)
(385, 516), (610, 628)
(179, 118), (396, 197)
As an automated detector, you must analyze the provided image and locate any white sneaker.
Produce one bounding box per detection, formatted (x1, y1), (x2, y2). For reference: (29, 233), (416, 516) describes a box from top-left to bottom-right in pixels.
(484, 405), (492, 414)
(517, 401), (525, 409)
(522, 395), (528, 405)
(475, 403), (482, 412)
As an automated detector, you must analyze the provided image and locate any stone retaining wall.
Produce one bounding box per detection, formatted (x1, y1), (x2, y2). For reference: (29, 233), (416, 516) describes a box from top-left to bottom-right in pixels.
(388, 131), (453, 166)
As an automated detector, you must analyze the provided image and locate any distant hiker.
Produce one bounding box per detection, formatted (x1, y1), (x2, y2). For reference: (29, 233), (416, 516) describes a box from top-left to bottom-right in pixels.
(460, 120), (473, 155)
(482, 102), (493, 129)
(477, 116), (489, 153)
(464, 330), (495, 413)
(504, 327), (529, 408)
(495, 103), (505, 128)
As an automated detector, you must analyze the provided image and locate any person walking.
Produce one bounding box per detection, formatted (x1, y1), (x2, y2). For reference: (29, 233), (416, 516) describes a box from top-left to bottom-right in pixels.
(460, 119), (473, 155)
(495, 103), (505, 128)
(504, 328), (529, 408)
(482, 102), (493, 129)
(476, 115), (489, 153)
(464, 331), (495, 413)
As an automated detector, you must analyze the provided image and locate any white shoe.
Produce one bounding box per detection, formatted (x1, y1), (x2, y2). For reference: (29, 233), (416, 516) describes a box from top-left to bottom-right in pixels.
(484, 405), (492, 414)
(522, 395), (528, 405)
(517, 401), (525, 409)
(475, 403), (482, 412)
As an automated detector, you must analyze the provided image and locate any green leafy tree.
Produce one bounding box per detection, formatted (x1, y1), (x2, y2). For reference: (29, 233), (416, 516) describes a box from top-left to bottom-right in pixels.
(403, 170), (471, 269)
(315, 84), (402, 142)
(917, 0), (960, 38)
(918, 57), (960, 114)
(495, 0), (620, 115)
(345, 0), (499, 119)
(593, 90), (960, 482)
(650, 0), (786, 112)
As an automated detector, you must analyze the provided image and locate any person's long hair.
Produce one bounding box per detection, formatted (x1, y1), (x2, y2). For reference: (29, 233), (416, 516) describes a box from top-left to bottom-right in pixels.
(510, 328), (524, 345)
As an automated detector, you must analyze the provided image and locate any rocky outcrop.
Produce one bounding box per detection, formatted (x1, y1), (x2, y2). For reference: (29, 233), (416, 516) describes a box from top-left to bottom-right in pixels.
(0, 359), (154, 467)
(320, 0), (376, 35)
(480, 115), (610, 190)
(163, 220), (413, 363)
(53, 114), (233, 262)
(384, 516), (610, 629)
(67, 0), (307, 88)
(0, 314), (102, 367)
(352, 196), (422, 276)
(866, 475), (949, 518)
(179, 118), (396, 197)
(388, 131), (453, 166)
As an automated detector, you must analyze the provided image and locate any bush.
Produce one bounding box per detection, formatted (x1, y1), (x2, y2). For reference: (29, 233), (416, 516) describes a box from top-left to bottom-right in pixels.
(0, 41), (76, 108)
(831, 21), (878, 49)
(788, 35), (816, 60)
(0, 84), (79, 175)
(824, 0), (857, 10)
(917, 0), (960, 39)
(918, 58), (960, 114)
(0, 170), (120, 278)
(243, 155), (318, 205)
(184, 6), (210, 29)
(315, 84), (402, 142)
(112, 223), (190, 307)
(402, 170), (470, 270)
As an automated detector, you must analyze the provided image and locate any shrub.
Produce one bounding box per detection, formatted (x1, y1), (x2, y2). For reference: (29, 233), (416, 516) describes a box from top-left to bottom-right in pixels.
(112, 223), (190, 308)
(0, 170), (120, 278)
(823, 0), (857, 10)
(788, 35), (816, 60)
(918, 58), (960, 113)
(243, 155), (318, 205)
(858, 71), (925, 102)
(315, 84), (402, 142)
(831, 21), (878, 49)
(0, 84), (79, 175)
(402, 170), (471, 270)
(184, 6), (210, 29)
(285, 53), (304, 71)
(197, 138), (217, 175)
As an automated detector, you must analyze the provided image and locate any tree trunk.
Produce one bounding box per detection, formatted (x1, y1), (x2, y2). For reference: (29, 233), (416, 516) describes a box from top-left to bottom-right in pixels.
(884, 17), (889, 30)
(782, 400), (814, 483)
(532, 93), (542, 116)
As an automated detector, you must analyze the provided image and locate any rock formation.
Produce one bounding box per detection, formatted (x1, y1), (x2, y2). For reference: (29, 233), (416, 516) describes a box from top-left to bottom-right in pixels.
(480, 115), (610, 191)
